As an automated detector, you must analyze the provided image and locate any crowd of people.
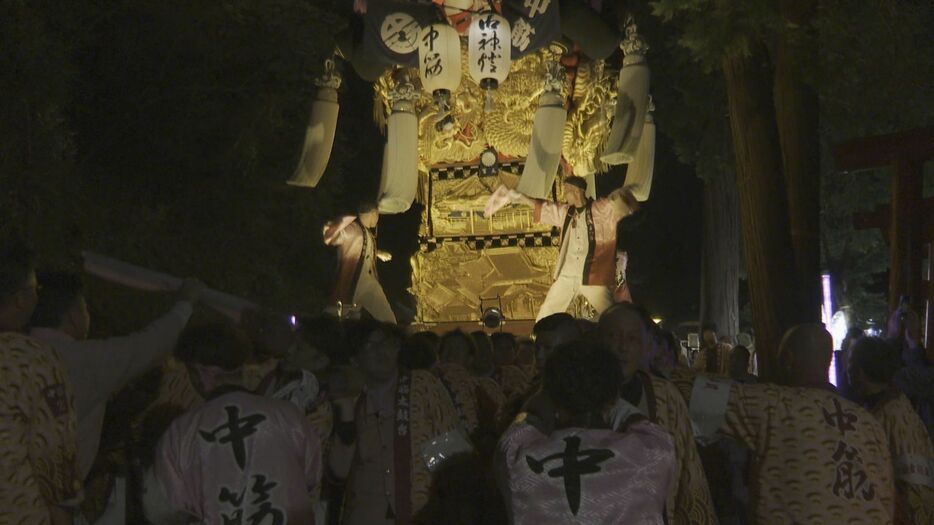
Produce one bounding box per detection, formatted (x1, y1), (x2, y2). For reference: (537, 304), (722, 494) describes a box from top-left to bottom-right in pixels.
(2, 234), (933, 525)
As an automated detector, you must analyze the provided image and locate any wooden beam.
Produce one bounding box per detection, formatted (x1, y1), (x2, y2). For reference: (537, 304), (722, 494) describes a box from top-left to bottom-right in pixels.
(927, 242), (933, 348)
(889, 158), (924, 310)
(833, 127), (934, 172)
(853, 198), (934, 241)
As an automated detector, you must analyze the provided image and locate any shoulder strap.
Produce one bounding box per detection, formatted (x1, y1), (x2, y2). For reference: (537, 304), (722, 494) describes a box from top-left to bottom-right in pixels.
(393, 369), (413, 524)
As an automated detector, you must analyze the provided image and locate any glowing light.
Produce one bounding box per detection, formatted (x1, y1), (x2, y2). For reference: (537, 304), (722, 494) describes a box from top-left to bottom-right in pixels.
(821, 274), (833, 328)
(289, 315), (298, 327)
(821, 274), (836, 386)
(651, 317), (663, 325)
(418, 23), (462, 98)
(481, 307), (504, 329)
(468, 12), (511, 111)
(829, 351), (839, 387)
(830, 311), (849, 351)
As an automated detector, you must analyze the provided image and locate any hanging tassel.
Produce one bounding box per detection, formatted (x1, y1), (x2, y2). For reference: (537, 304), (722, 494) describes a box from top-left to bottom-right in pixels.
(518, 62), (567, 199)
(378, 76), (420, 214)
(625, 99), (655, 201)
(377, 141), (390, 203)
(288, 60), (342, 188)
(600, 17), (649, 166)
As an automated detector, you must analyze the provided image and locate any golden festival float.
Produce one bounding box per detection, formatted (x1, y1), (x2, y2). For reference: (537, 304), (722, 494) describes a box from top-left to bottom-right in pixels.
(290, 0), (655, 329)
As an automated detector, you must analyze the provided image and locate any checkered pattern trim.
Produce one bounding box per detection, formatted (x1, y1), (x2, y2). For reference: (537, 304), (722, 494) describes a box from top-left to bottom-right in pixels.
(430, 161), (525, 180)
(420, 232), (558, 252)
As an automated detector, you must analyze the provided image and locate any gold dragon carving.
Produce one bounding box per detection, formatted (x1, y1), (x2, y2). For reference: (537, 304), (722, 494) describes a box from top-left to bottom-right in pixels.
(373, 46), (617, 173)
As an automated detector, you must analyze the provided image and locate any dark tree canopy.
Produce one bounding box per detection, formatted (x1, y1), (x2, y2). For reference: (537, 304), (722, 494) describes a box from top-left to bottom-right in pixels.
(652, 0), (934, 336)
(3, 0), (929, 338)
(1, 1), (369, 331)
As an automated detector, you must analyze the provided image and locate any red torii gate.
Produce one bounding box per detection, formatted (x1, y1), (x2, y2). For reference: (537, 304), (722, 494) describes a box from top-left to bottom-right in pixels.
(834, 127), (934, 342)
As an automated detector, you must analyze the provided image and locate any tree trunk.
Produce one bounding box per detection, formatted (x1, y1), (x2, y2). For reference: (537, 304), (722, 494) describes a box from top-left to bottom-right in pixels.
(889, 158), (924, 311)
(773, 0), (822, 323)
(700, 168), (740, 340)
(722, 46), (800, 381)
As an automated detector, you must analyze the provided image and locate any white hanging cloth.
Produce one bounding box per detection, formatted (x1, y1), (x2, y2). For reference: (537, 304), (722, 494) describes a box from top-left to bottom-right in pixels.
(600, 19), (650, 166)
(378, 79), (420, 214)
(625, 108), (656, 202)
(288, 61), (341, 188)
(518, 89), (566, 199)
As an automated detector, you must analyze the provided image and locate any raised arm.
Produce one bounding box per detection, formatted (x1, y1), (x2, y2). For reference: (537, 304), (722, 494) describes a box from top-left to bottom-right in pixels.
(65, 280), (203, 416)
(484, 185), (566, 227)
(508, 188), (537, 208)
(888, 307), (934, 400)
(485, 185), (534, 216)
(594, 185), (640, 222)
(323, 216), (358, 246)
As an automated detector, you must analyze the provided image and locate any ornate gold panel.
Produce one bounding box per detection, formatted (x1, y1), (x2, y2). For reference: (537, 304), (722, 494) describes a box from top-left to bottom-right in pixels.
(409, 147), (583, 323)
(378, 40), (619, 324)
(410, 242), (559, 323)
(425, 168), (554, 238)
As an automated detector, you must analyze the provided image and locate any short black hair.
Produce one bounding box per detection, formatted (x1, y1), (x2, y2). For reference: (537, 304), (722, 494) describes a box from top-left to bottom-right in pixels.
(491, 332), (516, 365)
(401, 331), (438, 370)
(418, 330), (440, 346)
(0, 234), (34, 304)
(533, 313), (576, 336)
(850, 337), (901, 384)
(346, 319), (404, 358)
(490, 331), (515, 348)
(31, 272), (84, 328)
(730, 345), (751, 371)
(655, 328), (681, 360)
(545, 340), (622, 415)
(470, 331), (495, 375)
(175, 322), (253, 371)
(439, 329), (476, 363)
(731, 345), (751, 360)
(470, 330), (492, 354)
(297, 314), (347, 364)
(576, 319), (598, 338)
(563, 176), (588, 191)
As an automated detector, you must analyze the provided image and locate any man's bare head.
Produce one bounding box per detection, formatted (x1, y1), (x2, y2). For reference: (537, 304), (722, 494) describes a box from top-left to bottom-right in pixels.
(779, 323), (833, 387)
(598, 303), (652, 382)
(533, 313), (581, 373)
